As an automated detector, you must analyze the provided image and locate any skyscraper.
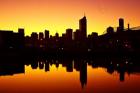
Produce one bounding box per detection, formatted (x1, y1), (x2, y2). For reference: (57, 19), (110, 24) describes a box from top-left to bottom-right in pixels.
(18, 28), (25, 48)
(39, 32), (44, 40)
(31, 32), (38, 47)
(79, 15), (87, 39)
(18, 28), (24, 36)
(66, 28), (73, 40)
(119, 18), (124, 31)
(45, 30), (49, 40)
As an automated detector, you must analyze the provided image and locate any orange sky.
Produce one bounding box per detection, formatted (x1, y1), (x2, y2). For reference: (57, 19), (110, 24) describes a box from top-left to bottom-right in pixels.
(0, 0), (140, 36)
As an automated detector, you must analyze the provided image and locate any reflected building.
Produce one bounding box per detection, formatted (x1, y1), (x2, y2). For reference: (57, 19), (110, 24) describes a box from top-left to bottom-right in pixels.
(80, 62), (87, 88)
(66, 59), (73, 72)
(120, 71), (125, 82)
(39, 62), (44, 69)
(118, 65), (125, 82)
(31, 61), (38, 69)
(0, 63), (25, 76)
(74, 59), (80, 71)
(45, 61), (50, 72)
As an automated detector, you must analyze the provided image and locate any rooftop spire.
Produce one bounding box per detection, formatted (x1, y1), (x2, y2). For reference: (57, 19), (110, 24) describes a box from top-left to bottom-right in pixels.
(83, 13), (86, 18)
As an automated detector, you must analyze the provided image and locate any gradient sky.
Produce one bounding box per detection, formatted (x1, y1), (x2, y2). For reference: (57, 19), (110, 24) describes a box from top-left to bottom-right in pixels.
(0, 0), (140, 36)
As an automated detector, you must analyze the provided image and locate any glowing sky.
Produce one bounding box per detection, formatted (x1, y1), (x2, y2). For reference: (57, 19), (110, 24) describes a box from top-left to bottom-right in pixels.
(0, 0), (140, 36)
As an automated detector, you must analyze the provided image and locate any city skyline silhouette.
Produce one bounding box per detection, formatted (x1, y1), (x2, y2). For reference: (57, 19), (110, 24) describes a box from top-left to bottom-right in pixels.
(0, 0), (140, 93)
(1, 16), (140, 37)
(0, 16), (140, 57)
(0, 16), (140, 93)
(0, 0), (140, 36)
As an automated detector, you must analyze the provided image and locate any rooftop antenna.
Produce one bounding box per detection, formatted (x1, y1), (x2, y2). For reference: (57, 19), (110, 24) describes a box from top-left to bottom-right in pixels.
(128, 23), (130, 30)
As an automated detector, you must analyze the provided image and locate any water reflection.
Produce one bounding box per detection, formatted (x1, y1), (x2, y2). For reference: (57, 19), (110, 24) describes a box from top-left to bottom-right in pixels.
(0, 58), (25, 76)
(0, 56), (140, 93)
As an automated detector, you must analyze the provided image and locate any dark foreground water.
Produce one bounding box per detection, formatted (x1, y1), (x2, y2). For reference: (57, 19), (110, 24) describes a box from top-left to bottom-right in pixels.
(0, 58), (140, 93)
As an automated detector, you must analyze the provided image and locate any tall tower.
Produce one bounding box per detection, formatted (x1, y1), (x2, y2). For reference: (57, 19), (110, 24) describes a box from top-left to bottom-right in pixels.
(80, 62), (87, 88)
(79, 15), (87, 39)
(45, 30), (49, 40)
(119, 18), (124, 31)
(18, 28), (25, 48)
(66, 28), (73, 40)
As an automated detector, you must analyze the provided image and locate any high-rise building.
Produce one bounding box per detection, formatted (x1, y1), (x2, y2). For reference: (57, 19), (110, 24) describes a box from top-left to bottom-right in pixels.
(39, 32), (44, 40)
(66, 28), (73, 40)
(55, 32), (59, 38)
(31, 32), (38, 47)
(45, 30), (49, 40)
(79, 16), (87, 39)
(31, 32), (38, 40)
(119, 18), (124, 31)
(0, 31), (13, 48)
(74, 29), (80, 41)
(18, 28), (24, 37)
(18, 28), (25, 48)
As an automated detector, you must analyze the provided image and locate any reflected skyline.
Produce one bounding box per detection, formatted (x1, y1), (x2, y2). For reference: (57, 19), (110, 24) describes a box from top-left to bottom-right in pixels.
(0, 56), (140, 90)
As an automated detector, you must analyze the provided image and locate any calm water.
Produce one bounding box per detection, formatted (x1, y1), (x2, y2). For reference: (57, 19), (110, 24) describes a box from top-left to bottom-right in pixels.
(0, 59), (140, 93)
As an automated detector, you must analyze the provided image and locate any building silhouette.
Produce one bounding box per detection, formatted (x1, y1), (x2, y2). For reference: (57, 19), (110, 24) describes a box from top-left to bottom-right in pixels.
(80, 61), (87, 88)
(66, 28), (73, 41)
(118, 18), (124, 32)
(79, 15), (87, 39)
(0, 17), (140, 57)
(0, 30), (24, 49)
(31, 32), (38, 48)
(0, 16), (140, 90)
(18, 28), (25, 48)
(45, 30), (49, 40)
